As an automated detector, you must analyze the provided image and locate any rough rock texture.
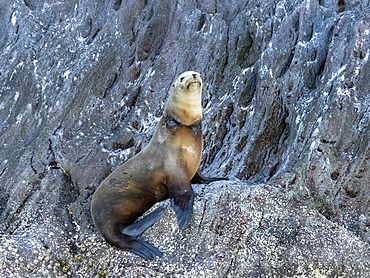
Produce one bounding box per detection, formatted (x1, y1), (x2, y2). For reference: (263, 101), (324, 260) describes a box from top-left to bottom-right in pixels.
(0, 0), (370, 277)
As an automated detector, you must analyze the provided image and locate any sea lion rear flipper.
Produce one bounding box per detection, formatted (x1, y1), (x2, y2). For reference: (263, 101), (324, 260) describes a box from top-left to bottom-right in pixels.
(190, 169), (228, 184)
(167, 181), (194, 230)
(106, 232), (163, 260)
(122, 206), (166, 236)
(124, 236), (164, 260)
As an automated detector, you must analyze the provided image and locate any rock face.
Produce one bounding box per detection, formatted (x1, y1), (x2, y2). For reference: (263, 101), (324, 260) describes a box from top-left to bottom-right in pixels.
(0, 0), (369, 277)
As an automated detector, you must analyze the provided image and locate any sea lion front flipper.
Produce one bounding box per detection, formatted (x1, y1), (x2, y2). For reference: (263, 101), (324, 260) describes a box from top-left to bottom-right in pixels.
(190, 169), (228, 184)
(167, 180), (194, 230)
(122, 206), (166, 236)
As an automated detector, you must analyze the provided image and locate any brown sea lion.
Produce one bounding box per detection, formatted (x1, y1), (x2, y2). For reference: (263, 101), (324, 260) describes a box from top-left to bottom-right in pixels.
(91, 71), (226, 259)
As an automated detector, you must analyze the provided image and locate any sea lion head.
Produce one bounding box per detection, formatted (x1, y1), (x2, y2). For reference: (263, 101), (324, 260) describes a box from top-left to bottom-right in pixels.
(165, 71), (203, 124)
(174, 71), (202, 92)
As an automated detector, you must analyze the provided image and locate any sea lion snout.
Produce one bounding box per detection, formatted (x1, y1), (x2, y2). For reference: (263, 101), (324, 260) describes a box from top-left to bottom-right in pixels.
(180, 71), (201, 90)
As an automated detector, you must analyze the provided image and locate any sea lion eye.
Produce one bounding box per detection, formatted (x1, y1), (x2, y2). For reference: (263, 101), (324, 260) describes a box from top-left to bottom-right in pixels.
(180, 77), (185, 82)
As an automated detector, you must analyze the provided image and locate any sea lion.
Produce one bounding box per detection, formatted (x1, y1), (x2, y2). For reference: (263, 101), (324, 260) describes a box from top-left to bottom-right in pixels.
(91, 71), (226, 260)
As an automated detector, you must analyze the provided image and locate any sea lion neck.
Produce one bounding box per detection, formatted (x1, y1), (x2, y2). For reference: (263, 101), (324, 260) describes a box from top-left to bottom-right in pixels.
(164, 91), (202, 126)
(164, 78), (203, 126)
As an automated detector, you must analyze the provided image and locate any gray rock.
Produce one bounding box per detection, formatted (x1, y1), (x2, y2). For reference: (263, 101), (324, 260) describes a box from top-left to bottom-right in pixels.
(0, 0), (369, 277)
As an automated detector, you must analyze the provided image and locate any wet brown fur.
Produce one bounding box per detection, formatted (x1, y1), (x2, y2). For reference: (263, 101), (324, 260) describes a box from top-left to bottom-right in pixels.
(91, 116), (202, 236)
(91, 71), (207, 259)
